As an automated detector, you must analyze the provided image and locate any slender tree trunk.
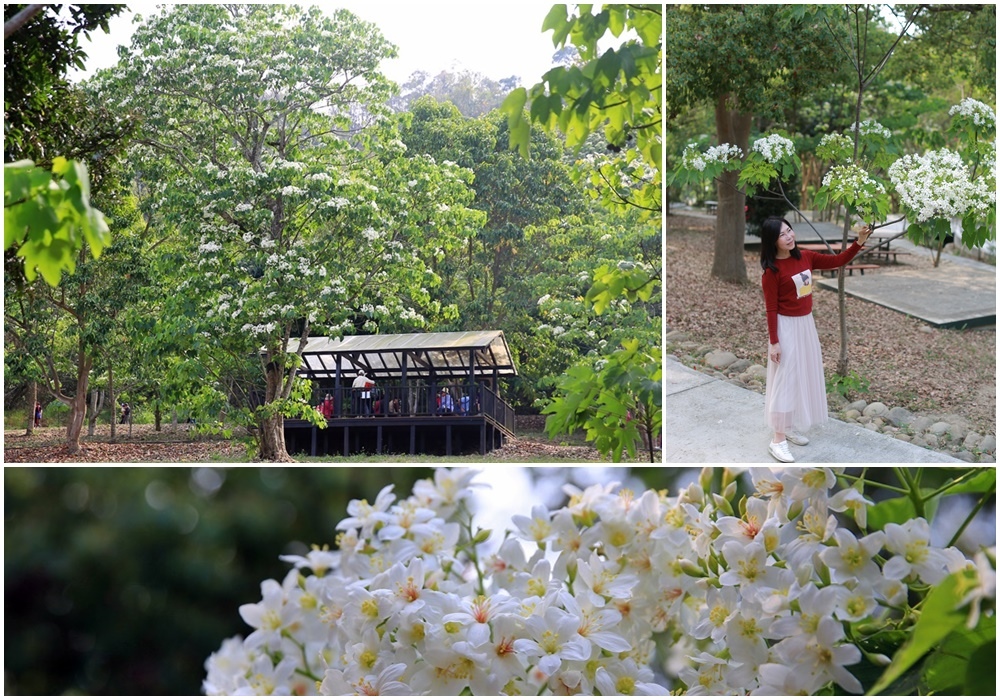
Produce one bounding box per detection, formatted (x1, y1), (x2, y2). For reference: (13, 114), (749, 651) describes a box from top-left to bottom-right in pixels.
(835, 219), (853, 376)
(87, 390), (104, 436)
(67, 393), (89, 454)
(155, 401), (162, 431)
(66, 341), (93, 454)
(711, 94), (753, 283)
(109, 364), (116, 439)
(25, 380), (37, 436)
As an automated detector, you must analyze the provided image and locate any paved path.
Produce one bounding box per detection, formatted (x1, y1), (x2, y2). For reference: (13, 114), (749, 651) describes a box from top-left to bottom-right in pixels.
(665, 356), (961, 464)
(815, 236), (996, 328)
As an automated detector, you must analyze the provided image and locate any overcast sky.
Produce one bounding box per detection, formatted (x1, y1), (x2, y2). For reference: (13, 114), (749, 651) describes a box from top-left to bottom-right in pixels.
(70, 2), (567, 87)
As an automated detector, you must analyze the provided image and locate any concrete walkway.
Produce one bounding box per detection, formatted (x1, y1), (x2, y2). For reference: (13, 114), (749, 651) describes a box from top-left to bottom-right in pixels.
(815, 236), (996, 328)
(665, 356), (961, 464)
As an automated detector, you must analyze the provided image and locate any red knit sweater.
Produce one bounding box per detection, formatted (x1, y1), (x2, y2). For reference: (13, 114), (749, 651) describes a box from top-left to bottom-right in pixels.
(761, 242), (863, 344)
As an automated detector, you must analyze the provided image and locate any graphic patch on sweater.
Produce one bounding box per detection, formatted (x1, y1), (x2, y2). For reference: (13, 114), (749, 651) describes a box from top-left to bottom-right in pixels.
(792, 269), (812, 299)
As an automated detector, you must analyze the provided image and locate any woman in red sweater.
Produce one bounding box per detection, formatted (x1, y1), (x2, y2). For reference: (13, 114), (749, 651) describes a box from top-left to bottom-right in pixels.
(760, 217), (872, 462)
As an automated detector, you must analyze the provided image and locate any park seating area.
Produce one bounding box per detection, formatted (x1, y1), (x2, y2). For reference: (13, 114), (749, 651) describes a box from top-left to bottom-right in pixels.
(283, 331), (518, 457)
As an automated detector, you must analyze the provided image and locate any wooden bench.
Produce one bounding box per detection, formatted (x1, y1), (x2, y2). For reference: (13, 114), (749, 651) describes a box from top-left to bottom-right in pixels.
(863, 249), (911, 264)
(704, 200), (718, 214)
(819, 263), (881, 277)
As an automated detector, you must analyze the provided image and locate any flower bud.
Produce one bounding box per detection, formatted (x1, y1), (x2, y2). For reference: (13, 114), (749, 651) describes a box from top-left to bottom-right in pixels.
(721, 468), (736, 490)
(870, 653), (891, 666)
(722, 480), (737, 502)
(700, 467), (714, 492)
(679, 559), (705, 577)
(712, 493), (734, 517)
(786, 499), (804, 521)
(472, 528), (492, 545)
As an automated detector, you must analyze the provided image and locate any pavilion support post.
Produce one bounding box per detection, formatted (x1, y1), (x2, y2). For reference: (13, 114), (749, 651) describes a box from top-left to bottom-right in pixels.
(377, 425), (383, 455)
(446, 425), (452, 456)
(311, 426), (317, 457)
(343, 426), (349, 457)
(468, 350), (476, 414)
(480, 422), (486, 455)
(410, 424), (416, 455)
(334, 356), (342, 417)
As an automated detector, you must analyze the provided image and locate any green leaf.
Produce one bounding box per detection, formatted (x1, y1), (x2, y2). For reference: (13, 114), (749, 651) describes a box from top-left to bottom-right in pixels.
(963, 639), (996, 694)
(866, 491), (939, 529)
(922, 614), (995, 693)
(501, 88), (530, 158)
(868, 571), (971, 695)
(541, 4), (570, 45)
(940, 469), (996, 496)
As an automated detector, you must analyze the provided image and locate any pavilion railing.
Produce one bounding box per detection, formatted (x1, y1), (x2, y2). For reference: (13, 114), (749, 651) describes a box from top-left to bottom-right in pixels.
(312, 381), (513, 431)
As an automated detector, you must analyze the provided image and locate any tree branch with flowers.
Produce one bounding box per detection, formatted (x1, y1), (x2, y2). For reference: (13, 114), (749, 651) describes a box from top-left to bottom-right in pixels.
(203, 466), (995, 696)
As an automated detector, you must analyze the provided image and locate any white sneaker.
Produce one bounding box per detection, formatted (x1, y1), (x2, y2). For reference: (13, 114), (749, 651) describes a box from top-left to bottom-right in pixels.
(769, 440), (795, 463)
(786, 431), (810, 446)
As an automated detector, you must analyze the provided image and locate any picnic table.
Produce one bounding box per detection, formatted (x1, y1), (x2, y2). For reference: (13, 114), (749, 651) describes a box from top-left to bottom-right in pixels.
(704, 200), (718, 214)
(798, 240), (909, 264)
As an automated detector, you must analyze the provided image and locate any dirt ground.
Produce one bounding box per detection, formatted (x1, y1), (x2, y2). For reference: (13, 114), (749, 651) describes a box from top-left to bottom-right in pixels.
(666, 215), (997, 435)
(2, 423), (617, 463)
(2, 424), (248, 463)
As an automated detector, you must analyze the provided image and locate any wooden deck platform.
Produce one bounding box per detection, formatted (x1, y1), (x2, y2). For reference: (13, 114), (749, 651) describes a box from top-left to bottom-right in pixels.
(284, 413), (512, 457)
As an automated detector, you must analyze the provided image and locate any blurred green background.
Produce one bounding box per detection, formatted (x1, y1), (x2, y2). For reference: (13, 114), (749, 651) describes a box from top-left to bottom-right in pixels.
(4, 467), (437, 695)
(4, 466), (992, 695)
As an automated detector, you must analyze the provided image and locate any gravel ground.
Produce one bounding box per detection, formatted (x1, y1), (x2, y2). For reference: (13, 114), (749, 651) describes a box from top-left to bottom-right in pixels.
(666, 216), (996, 436)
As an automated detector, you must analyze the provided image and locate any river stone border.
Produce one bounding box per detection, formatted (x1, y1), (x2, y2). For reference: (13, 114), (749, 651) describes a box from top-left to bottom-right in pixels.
(666, 329), (996, 463)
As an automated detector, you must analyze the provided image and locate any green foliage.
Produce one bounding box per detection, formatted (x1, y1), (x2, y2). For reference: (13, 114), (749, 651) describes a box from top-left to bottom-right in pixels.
(585, 261), (657, 315)
(826, 370), (870, 398)
(3, 4), (124, 161)
(4, 158), (111, 286)
(869, 569), (992, 694)
(503, 4), (661, 215)
(543, 337), (661, 462)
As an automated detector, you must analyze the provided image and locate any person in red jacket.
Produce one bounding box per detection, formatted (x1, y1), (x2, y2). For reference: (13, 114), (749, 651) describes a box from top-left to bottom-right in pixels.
(760, 217), (872, 462)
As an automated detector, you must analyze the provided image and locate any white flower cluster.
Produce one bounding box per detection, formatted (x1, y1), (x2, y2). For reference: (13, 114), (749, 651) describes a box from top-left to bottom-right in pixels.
(949, 98), (996, 129)
(888, 148), (994, 223)
(851, 120), (892, 140)
(752, 134), (796, 163)
(822, 163), (886, 196)
(203, 468), (992, 696)
(681, 143), (743, 171)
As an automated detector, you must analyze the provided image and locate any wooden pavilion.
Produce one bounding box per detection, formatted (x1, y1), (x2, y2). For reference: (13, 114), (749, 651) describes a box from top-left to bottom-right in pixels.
(282, 331), (518, 457)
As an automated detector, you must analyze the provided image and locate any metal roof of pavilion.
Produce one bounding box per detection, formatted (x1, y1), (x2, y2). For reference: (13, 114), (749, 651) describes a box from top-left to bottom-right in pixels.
(291, 331), (517, 382)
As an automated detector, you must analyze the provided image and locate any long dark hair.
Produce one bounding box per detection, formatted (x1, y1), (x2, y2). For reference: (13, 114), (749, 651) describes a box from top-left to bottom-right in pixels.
(760, 216), (801, 273)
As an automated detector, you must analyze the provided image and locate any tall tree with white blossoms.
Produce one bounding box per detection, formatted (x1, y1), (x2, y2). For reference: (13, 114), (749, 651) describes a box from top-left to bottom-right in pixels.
(94, 5), (481, 460)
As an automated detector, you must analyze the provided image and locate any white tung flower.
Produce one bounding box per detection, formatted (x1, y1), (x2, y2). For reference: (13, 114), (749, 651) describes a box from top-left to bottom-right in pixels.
(852, 119), (892, 139)
(949, 97), (996, 128)
(752, 134), (796, 163)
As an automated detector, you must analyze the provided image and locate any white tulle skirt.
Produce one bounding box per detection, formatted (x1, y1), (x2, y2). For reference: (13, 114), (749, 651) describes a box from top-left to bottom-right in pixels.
(765, 313), (828, 434)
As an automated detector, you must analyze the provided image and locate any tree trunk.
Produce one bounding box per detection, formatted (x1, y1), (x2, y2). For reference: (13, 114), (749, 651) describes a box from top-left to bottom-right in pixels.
(66, 344), (93, 454)
(26, 380), (37, 435)
(87, 390), (104, 436)
(109, 364), (116, 439)
(258, 412), (293, 462)
(711, 94), (753, 283)
(66, 391), (88, 454)
(257, 361), (293, 461)
(155, 401), (162, 431)
(835, 219), (853, 377)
